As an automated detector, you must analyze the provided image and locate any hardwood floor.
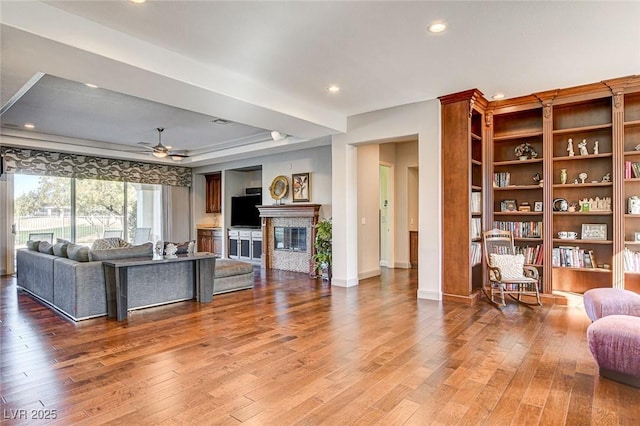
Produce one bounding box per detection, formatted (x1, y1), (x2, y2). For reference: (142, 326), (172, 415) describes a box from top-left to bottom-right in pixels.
(1, 268), (638, 425)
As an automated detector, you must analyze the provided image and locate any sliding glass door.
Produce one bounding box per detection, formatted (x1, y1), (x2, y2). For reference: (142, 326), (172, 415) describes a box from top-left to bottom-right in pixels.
(13, 174), (162, 249)
(14, 174), (72, 248)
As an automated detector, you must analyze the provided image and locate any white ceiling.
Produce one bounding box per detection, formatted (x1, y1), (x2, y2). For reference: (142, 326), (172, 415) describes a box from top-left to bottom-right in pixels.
(1, 1), (639, 167)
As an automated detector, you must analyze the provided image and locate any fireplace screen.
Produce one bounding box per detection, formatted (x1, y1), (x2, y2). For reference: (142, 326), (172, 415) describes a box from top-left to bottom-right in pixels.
(274, 227), (307, 252)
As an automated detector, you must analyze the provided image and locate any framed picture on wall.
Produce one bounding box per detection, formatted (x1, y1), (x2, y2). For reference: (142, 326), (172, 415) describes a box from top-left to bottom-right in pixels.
(292, 172), (310, 202)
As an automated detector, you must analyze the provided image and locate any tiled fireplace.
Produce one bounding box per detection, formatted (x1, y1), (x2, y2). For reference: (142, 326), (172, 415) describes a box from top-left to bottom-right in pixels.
(257, 204), (321, 274)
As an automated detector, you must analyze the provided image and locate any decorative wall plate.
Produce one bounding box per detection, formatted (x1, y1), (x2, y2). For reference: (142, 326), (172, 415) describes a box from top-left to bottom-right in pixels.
(269, 175), (289, 201)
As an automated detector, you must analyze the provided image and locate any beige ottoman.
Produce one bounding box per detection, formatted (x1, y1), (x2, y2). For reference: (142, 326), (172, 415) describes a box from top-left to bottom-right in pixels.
(214, 259), (254, 294)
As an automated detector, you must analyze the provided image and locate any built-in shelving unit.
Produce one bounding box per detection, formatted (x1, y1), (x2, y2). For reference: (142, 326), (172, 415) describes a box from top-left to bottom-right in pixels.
(441, 75), (640, 304)
(440, 89), (487, 304)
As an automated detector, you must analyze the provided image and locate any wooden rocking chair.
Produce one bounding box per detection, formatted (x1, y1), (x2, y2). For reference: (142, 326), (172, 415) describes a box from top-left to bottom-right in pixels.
(482, 228), (541, 307)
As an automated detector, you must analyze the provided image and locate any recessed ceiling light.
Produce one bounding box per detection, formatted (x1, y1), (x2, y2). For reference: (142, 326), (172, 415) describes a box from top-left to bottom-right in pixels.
(328, 85), (340, 93)
(129, 0), (146, 3)
(427, 22), (447, 33)
(84, 83), (99, 88)
(492, 93), (506, 100)
(24, 123), (35, 129)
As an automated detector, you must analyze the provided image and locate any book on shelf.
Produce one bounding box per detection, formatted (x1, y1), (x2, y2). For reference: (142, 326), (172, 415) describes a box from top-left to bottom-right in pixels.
(514, 244), (543, 265)
(471, 191), (482, 214)
(471, 218), (481, 240)
(624, 247), (640, 272)
(492, 221), (542, 238)
(493, 172), (511, 188)
(625, 161), (640, 179)
(470, 242), (482, 266)
(552, 246), (597, 269)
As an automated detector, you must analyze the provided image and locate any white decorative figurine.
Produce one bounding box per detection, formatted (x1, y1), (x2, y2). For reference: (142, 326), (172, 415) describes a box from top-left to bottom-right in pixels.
(579, 172), (588, 184)
(578, 139), (588, 155)
(164, 243), (178, 259)
(602, 172), (611, 182)
(593, 140), (599, 155)
(567, 138), (574, 156)
(187, 241), (195, 255)
(153, 241), (164, 260)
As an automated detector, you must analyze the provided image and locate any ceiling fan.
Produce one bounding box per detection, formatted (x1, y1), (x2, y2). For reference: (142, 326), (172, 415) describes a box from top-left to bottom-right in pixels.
(140, 128), (189, 161)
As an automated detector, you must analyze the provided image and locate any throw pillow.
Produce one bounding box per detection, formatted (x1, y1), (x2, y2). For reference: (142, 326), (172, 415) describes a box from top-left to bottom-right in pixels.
(52, 242), (69, 257)
(26, 240), (41, 251)
(88, 242), (153, 261)
(38, 241), (54, 255)
(164, 240), (194, 254)
(91, 238), (132, 250)
(56, 238), (72, 244)
(489, 253), (525, 280)
(67, 243), (90, 262)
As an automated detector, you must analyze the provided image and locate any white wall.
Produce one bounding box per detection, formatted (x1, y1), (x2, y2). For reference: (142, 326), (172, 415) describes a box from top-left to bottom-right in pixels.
(332, 99), (441, 300)
(356, 144), (380, 280)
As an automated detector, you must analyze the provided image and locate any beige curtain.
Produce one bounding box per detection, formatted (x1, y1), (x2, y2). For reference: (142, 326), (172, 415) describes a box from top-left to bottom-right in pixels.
(162, 185), (191, 242)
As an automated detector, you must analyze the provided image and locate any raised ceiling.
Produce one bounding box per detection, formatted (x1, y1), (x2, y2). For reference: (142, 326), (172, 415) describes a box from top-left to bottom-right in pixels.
(1, 1), (639, 167)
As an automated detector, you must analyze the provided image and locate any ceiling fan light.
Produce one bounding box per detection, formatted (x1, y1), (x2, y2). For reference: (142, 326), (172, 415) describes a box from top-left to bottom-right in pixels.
(153, 150), (167, 158)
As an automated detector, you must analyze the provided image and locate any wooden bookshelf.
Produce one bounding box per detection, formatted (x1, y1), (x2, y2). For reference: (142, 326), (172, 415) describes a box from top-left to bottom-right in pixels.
(440, 89), (487, 304)
(441, 75), (640, 303)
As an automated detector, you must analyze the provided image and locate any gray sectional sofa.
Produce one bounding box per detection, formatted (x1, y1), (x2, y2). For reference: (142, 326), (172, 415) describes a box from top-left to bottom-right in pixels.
(17, 240), (195, 321)
(17, 239), (256, 321)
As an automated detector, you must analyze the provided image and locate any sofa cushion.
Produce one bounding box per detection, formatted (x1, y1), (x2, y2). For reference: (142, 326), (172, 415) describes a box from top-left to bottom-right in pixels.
(164, 240), (194, 254)
(88, 242), (153, 261)
(215, 259), (254, 278)
(56, 238), (72, 244)
(52, 242), (69, 258)
(67, 243), (90, 262)
(27, 240), (41, 251)
(38, 241), (54, 255)
(91, 238), (132, 250)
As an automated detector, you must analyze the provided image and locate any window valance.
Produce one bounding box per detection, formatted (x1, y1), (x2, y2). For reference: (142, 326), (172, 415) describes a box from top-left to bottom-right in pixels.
(0, 146), (192, 187)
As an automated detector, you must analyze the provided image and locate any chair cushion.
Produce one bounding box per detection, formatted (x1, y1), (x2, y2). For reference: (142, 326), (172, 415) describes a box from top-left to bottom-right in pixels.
(490, 253), (525, 280)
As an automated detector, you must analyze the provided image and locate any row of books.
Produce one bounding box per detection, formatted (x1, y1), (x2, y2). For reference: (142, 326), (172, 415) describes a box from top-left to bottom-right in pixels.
(493, 172), (511, 188)
(624, 247), (640, 272)
(470, 242), (482, 266)
(492, 221), (542, 238)
(471, 191), (482, 213)
(625, 161), (640, 179)
(552, 246), (597, 268)
(514, 244), (543, 265)
(471, 218), (481, 240)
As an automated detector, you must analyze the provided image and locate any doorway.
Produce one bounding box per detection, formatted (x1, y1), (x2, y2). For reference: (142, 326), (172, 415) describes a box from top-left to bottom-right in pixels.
(379, 163), (393, 268)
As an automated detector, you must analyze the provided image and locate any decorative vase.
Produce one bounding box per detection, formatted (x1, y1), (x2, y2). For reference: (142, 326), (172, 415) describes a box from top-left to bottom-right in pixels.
(560, 169), (568, 185)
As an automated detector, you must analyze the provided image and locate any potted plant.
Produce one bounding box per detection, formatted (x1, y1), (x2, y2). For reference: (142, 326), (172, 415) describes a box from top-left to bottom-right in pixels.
(312, 218), (332, 281)
(514, 142), (538, 160)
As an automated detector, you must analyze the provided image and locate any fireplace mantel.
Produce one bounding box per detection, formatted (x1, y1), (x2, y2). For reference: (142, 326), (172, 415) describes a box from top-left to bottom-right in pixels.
(257, 204), (321, 218)
(257, 204), (321, 274)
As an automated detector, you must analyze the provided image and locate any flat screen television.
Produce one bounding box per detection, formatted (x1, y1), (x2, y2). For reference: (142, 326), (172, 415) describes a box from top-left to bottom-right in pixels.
(231, 194), (261, 227)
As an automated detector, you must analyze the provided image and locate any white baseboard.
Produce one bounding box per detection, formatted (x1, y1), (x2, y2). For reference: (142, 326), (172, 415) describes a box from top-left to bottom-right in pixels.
(417, 289), (442, 300)
(331, 277), (359, 287)
(379, 260), (390, 268)
(358, 268), (380, 280)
